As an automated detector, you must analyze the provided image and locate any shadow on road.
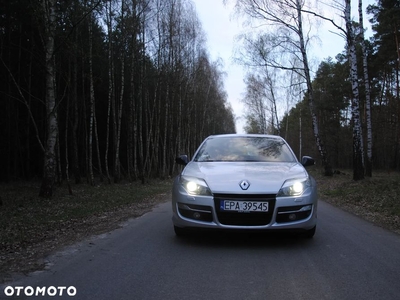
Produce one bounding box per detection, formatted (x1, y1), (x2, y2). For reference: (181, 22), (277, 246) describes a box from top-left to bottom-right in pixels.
(171, 230), (317, 249)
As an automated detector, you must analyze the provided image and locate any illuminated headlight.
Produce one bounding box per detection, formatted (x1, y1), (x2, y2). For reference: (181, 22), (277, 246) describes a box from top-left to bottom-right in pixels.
(180, 176), (212, 196)
(277, 178), (311, 197)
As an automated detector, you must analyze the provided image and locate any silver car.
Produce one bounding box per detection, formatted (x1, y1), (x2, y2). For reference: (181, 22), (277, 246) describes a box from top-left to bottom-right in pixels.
(172, 134), (318, 238)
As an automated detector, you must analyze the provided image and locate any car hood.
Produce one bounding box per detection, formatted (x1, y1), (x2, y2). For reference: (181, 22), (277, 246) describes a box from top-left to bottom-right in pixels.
(182, 161), (308, 194)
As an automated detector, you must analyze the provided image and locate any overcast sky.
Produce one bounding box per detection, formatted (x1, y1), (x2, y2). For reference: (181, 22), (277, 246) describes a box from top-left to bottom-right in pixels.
(192, 0), (375, 133)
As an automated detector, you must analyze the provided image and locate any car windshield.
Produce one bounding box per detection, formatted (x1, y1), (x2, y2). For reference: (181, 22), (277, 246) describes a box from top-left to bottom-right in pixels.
(194, 136), (296, 162)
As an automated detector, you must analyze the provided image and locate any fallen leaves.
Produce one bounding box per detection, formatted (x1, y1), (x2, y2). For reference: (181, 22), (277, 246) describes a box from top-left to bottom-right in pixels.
(0, 180), (171, 282)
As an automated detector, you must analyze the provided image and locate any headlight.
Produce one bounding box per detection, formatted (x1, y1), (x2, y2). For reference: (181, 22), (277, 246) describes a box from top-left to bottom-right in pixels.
(277, 178), (311, 197)
(180, 176), (212, 196)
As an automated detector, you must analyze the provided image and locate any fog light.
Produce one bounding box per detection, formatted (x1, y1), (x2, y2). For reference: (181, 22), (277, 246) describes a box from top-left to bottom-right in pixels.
(288, 213), (297, 221)
(300, 205), (312, 211)
(193, 212), (201, 219)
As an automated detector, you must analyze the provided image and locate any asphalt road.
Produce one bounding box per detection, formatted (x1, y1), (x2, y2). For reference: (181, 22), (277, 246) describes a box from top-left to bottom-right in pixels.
(2, 200), (400, 300)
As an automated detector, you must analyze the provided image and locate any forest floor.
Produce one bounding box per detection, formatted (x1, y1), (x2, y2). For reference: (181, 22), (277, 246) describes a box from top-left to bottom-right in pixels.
(0, 179), (172, 283)
(308, 168), (400, 236)
(1, 169), (400, 283)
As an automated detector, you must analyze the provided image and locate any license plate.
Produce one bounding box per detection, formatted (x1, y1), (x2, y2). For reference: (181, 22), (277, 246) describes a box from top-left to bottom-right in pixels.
(220, 200), (268, 212)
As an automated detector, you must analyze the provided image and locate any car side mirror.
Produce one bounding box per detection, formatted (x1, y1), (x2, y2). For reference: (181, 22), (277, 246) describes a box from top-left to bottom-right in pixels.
(301, 156), (315, 167)
(176, 155), (189, 166)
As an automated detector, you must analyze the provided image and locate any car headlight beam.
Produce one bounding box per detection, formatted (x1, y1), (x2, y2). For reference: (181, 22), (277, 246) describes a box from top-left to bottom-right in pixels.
(277, 178), (310, 197)
(180, 176), (212, 196)
(292, 182), (303, 194)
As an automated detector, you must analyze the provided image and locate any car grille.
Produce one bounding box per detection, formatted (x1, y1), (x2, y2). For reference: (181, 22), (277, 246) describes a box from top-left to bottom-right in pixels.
(214, 194), (276, 226)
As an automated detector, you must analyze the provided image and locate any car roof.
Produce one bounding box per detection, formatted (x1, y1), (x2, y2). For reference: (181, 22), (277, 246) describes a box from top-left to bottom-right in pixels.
(207, 134), (284, 139)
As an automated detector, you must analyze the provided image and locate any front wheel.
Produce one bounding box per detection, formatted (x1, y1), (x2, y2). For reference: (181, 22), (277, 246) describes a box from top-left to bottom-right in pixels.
(303, 226), (316, 239)
(174, 226), (188, 237)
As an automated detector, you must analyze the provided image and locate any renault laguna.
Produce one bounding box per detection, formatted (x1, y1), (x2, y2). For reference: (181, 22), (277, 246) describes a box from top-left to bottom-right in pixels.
(172, 134), (318, 238)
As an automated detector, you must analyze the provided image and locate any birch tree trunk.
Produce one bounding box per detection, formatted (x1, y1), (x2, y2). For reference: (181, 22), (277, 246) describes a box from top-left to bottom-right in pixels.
(71, 42), (81, 184)
(39, 0), (59, 198)
(138, 17), (145, 184)
(153, 80), (161, 177)
(162, 85), (169, 178)
(65, 72), (73, 195)
(114, 1), (126, 183)
(267, 76), (280, 135)
(104, 0), (113, 184)
(93, 103), (104, 182)
(87, 15), (95, 186)
(295, 0), (332, 175)
(128, 37), (137, 181)
(127, 60), (135, 181)
(345, 0), (365, 180)
(359, 0), (373, 177)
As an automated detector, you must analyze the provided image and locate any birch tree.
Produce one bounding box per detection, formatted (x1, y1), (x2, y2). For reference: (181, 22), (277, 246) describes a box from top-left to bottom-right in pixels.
(114, 0), (127, 183)
(359, 0), (372, 177)
(232, 0), (332, 175)
(127, 0), (145, 181)
(104, 0), (115, 184)
(345, 0), (365, 180)
(266, 70), (281, 135)
(242, 73), (269, 134)
(71, 33), (81, 184)
(39, 0), (59, 198)
(242, 68), (281, 134)
(294, 0), (367, 178)
(152, 0), (170, 179)
(87, 13), (96, 186)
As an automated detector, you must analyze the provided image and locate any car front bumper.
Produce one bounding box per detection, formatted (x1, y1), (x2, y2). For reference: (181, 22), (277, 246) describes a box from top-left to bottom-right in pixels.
(172, 179), (318, 231)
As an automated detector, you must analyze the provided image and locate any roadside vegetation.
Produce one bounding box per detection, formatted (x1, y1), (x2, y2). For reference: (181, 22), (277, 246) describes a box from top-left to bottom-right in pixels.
(0, 180), (172, 281)
(309, 169), (400, 235)
(1, 170), (400, 281)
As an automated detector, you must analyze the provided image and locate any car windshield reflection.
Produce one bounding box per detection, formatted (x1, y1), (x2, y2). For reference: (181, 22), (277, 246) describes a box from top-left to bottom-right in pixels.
(194, 136), (296, 162)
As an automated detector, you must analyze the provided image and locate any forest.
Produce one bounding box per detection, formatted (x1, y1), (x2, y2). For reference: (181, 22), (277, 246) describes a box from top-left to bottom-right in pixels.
(238, 0), (400, 179)
(294, 0), (400, 177)
(0, 0), (236, 195)
(0, 0), (399, 196)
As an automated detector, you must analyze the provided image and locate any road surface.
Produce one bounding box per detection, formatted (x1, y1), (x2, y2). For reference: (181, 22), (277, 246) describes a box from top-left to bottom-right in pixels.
(1, 200), (400, 300)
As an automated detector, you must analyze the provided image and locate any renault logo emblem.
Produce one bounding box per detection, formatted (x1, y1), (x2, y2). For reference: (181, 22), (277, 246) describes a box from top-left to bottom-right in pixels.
(239, 180), (250, 190)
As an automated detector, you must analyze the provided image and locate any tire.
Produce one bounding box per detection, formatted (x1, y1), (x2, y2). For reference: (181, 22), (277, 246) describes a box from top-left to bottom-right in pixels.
(174, 226), (188, 237)
(303, 226), (316, 239)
